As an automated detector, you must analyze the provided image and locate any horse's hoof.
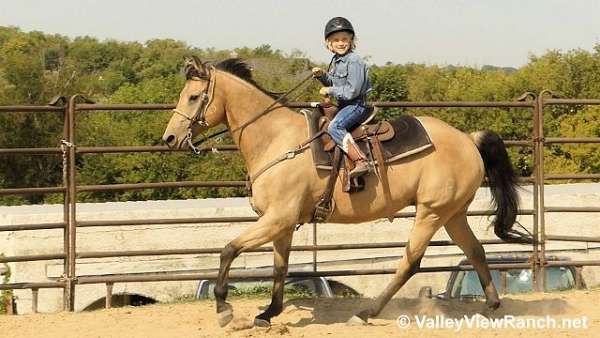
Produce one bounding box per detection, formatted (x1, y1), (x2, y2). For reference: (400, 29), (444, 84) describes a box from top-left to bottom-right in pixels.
(253, 317), (271, 328)
(487, 300), (501, 310)
(347, 315), (368, 326)
(217, 308), (234, 327)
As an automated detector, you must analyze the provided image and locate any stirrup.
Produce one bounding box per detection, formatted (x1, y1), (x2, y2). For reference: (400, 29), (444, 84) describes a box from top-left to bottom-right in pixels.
(349, 161), (369, 179)
(313, 199), (332, 223)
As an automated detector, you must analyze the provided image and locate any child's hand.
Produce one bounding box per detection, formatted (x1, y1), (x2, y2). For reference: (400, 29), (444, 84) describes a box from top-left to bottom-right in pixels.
(312, 67), (324, 77)
(319, 87), (330, 96)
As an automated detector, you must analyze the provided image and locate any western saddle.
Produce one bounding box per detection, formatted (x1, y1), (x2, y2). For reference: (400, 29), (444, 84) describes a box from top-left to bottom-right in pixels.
(303, 102), (433, 223)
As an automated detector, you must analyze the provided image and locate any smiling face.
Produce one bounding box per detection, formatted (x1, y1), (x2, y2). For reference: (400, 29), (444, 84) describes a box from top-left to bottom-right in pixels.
(326, 31), (353, 55)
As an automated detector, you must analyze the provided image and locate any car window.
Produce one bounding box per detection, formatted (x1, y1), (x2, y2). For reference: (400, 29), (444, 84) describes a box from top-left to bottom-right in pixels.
(285, 279), (318, 295)
(505, 269), (532, 293)
(454, 270), (501, 297)
(452, 266), (576, 298)
(545, 267), (575, 291)
(328, 280), (361, 297)
(200, 279), (320, 299)
(203, 280), (271, 299)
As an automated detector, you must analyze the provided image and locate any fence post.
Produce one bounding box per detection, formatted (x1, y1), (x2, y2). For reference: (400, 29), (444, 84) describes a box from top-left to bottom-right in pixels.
(537, 90), (552, 292)
(31, 288), (39, 313)
(5, 295), (15, 315)
(312, 222), (318, 272)
(533, 95), (540, 292)
(59, 97), (73, 311)
(105, 283), (114, 309)
(63, 95), (82, 311)
(46, 95), (73, 312)
(520, 92), (541, 292)
(575, 266), (584, 289)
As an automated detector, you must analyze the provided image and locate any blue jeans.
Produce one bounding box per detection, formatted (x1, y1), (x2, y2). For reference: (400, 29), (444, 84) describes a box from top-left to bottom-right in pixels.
(327, 104), (371, 147)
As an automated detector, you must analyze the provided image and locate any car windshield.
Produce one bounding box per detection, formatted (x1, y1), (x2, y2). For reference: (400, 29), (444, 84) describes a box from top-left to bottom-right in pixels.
(452, 266), (575, 298)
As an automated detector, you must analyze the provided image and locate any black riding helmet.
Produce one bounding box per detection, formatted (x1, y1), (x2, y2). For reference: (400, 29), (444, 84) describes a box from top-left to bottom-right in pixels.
(324, 17), (355, 39)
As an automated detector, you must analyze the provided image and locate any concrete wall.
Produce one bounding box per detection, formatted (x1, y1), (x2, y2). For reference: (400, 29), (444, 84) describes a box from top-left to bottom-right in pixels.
(1, 183), (599, 314)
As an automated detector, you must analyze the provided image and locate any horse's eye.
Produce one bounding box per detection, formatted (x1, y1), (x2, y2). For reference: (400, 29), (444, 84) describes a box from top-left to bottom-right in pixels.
(190, 95), (200, 101)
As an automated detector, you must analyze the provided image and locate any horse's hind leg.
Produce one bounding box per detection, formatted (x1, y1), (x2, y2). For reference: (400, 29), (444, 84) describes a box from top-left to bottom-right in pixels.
(254, 229), (294, 327)
(214, 213), (295, 327)
(348, 206), (447, 325)
(444, 212), (500, 309)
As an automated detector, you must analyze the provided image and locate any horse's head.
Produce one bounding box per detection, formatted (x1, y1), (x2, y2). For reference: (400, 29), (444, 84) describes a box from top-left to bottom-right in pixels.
(162, 56), (226, 149)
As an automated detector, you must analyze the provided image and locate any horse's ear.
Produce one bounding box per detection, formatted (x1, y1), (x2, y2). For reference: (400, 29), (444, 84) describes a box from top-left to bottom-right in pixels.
(191, 55), (208, 76)
(183, 56), (208, 79)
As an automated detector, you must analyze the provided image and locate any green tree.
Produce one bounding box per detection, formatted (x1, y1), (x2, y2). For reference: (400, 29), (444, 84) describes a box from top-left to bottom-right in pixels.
(368, 64), (408, 119)
(1, 26), (599, 205)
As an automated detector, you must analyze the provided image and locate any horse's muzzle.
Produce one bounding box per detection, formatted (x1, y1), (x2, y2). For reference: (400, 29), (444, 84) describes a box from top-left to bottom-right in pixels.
(163, 133), (186, 149)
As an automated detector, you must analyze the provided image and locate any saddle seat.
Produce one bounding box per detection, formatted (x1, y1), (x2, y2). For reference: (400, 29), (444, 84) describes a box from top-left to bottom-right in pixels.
(319, 108), (396, 152)
(302, 103), (434, 223)
(302, 105), (434, 171)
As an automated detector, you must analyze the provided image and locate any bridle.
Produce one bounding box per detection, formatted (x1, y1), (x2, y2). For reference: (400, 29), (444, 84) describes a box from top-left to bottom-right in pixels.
(174, 62), (314, 154)
(171, 59), (325, 190)
(172, 64), (217, 153)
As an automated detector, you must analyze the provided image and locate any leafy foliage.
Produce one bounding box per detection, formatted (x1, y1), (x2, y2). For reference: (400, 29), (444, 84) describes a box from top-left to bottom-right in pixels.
(0, 255), (11, 314)
(0, 26), (598, 205)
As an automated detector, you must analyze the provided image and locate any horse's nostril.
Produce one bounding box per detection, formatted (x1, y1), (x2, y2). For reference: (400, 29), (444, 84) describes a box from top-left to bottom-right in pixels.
(165, 135), (175, 144)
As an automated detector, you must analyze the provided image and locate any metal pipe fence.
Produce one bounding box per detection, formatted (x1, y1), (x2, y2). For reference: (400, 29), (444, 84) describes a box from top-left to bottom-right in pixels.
(0, 91), (598, 313)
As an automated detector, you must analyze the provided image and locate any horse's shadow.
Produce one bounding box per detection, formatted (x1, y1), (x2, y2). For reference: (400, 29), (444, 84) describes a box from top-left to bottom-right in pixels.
(280, 295), (573, 327)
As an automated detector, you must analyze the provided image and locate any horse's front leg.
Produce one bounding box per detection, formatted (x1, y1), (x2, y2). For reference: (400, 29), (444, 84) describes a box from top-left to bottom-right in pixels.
(214, 212), (295, 327)
(254, 229), (294, 327)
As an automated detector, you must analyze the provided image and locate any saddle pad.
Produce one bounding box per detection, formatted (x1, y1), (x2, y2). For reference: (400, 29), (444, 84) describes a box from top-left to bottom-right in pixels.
(301, 109), (433, 170)
(371, 115), (433, 164)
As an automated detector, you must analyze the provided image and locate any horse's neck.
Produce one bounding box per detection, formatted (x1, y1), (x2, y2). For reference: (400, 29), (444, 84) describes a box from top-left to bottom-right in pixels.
(220, 73), (307, 175)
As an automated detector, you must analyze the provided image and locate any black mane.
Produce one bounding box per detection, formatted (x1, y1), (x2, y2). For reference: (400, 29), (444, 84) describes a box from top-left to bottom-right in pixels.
(214, 58), (282, 99)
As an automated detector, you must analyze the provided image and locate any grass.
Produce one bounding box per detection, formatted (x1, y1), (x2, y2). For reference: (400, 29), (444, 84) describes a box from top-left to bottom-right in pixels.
(228, 284), (314, 300)
(0, 257), (11, 315)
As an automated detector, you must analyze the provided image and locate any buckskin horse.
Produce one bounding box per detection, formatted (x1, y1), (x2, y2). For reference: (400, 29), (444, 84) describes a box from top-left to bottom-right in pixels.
(162, 56), (529, 328)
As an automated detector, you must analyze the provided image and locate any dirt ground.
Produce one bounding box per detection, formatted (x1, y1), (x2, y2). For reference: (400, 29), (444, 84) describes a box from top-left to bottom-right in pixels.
(0, 289), (598, 338)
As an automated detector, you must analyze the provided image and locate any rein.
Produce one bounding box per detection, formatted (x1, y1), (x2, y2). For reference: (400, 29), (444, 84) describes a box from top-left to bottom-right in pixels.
(248, 130), (325, 185)
(179, 67), (321, 188)
(227, 73), (313, 136)
(188, 72), (314, 152)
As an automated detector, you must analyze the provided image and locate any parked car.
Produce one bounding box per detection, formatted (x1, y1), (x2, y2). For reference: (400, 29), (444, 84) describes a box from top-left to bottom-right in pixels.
(195, 276), (360, 299)
(419, 255), (584, 300)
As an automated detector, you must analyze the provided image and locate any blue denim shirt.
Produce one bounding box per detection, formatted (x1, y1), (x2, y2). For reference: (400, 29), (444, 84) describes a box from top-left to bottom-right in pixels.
(317, 50), (372, 105)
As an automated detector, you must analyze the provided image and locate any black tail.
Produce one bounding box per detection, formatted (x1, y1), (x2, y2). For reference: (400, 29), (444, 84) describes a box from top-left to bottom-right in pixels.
(471, 130), (529, 243)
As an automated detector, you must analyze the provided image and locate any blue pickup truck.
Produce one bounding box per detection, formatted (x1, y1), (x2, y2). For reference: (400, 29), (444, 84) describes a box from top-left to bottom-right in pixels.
(419, 255), (584, 300)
